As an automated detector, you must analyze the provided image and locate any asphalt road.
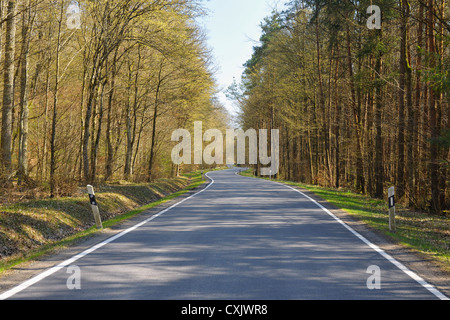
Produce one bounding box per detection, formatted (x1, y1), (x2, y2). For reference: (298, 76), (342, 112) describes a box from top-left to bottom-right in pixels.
(0, 168), (447, 300)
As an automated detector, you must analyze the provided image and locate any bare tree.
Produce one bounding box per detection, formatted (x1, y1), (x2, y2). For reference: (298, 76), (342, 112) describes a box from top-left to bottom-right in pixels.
(1, 0), (16, 181)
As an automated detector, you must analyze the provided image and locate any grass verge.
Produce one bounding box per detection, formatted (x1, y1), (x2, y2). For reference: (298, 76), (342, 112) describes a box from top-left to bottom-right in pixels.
(240, 169), (450, 274)
(0, 171), (206, 275)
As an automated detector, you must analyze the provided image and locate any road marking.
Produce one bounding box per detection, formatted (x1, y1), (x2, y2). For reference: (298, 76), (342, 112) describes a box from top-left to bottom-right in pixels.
(274, 181), (449, 301)
(3, 170), (447, 300)
(236, 171), (449, 300)
(0, 174), (215, 300)
(235, 172), (448, 300)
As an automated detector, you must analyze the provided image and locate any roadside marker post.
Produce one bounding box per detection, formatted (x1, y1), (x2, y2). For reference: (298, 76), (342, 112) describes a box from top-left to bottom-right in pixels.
(388, 187), (396, 233)
(87, 185), (103, 229)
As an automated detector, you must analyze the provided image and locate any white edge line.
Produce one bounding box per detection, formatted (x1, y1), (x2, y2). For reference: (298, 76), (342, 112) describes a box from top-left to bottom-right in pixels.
(0, 173), (215, 300)
(227, 172), (448, 300)
(276, 181), (449, 301)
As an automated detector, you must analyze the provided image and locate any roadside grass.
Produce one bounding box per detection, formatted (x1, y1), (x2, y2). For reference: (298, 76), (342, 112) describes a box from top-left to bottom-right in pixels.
(101, 173), (206, 229)
(240, 169), (450, 273)
(0, 171), (207, 275)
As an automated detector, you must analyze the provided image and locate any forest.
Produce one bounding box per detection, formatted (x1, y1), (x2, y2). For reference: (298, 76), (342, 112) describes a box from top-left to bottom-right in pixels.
(231, 0), (449, 214)
(0, 0), (228, 199)
(0, 0), (448, 216)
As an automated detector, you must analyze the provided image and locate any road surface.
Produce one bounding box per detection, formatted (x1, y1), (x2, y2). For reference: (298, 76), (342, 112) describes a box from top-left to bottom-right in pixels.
(0, 168), (447, 300)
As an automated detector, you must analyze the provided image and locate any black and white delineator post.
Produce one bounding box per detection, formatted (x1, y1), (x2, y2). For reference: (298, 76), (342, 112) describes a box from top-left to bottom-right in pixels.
(388, 187), (396, 232)
(87, 185), (103, 229)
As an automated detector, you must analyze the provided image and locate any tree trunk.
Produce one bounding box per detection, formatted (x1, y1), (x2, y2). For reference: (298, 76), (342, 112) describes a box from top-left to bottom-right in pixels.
(90, 80), (106, 184)
(437, 0), (447, 213)
(402, 0), (414, 207)
(1, 0), (16, 180)
(346, 24), (364, 193)
(334, 44), (341, 189)
(50, 1), (64, 198)
(415, 2), (424, 206)
(427, 0), (440, 213)
(374, 28), (384, 198)
(148, 63), (163, 182)
(124, 61), (135, 180)
(18, 2), (33, 185)
(105, 48), (119, 181)
(397, 0), (408, 201)
(0, 0), (3, 62)
(315, 14), (329, 184)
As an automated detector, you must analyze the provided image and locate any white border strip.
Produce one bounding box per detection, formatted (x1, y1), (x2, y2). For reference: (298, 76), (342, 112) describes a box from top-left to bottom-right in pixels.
(277, 181), (449, 301)
(0, 174), (215, 300)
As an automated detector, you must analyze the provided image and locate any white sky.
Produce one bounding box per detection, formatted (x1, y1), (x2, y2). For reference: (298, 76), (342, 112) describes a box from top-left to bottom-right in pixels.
(198, 0), (283, 117)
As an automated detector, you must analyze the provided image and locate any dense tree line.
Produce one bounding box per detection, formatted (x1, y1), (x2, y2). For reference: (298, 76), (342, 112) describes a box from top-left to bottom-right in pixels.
(233, 0), (449, 214)
(0, 0), (227, 197)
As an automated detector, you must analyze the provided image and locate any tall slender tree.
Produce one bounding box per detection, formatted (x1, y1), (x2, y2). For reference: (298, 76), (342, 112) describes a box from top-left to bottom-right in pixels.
(1, 0), (16, 181)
